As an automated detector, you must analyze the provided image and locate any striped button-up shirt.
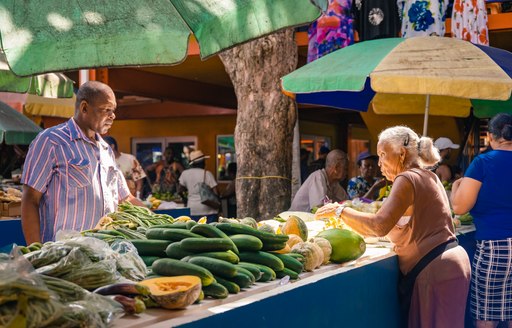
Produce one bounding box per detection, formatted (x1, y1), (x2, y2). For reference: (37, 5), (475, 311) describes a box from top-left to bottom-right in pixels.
(21, 118), (130, 242)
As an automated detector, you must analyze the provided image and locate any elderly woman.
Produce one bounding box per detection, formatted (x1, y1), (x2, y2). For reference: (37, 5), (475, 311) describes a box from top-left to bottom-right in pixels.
(315, 126), (470, 328)
(451, 113), (512, 328)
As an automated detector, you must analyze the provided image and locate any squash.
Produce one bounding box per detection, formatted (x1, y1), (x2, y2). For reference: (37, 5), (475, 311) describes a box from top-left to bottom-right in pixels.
(310, 237), (332, 265)
(290, 242), (323, 271)
(258, 224), (276, 234)
(270, 243), (291, 254)
(282, 215), (308, 241)
(139, 276), (202, 310)
(286, 234), (303, 249)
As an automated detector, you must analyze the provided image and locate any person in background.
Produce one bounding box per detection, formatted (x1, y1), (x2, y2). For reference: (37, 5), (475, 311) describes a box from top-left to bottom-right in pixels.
(300, 148), (311, 184)
(308, 145), (330, 174)
(103, 136), (146, 198)
(347, 151), (386, 200)
(451, 113), (512, 328)
(289, 149), (349, 212)
(21, 81), (145, 244)
(146, 146), (185, 196)
(315, 126), (470, 327)
(221, 162), (237, 218)
(433, 137), (460, 183)
(178, 150), (219, 222)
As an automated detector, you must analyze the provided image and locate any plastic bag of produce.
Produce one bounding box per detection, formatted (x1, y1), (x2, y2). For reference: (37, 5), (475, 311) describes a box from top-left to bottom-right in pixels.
(0, 248), (65, 328)
(110, 240), (147, 281)
(35, 247), (92, 277)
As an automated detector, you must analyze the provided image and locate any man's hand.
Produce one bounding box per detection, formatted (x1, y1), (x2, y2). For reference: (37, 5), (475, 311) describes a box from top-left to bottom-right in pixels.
(314, 202), (342, 220)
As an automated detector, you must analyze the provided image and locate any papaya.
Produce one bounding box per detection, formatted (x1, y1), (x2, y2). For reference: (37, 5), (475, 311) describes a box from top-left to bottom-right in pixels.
(316, 229), (366, 263)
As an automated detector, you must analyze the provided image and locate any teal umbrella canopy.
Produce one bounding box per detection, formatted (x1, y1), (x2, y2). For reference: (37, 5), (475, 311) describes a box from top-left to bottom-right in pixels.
(0, 51), (74, 98)
(0, 0), (327, 76)
(0, 100), (42, 145)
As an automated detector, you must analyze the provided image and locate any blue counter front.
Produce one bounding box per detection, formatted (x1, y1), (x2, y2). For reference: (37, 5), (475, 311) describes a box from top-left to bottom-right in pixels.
(0, 218), (25, 248)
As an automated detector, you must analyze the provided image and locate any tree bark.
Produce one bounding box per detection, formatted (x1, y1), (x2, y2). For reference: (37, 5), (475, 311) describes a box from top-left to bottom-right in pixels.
(219, 29), (298, 221)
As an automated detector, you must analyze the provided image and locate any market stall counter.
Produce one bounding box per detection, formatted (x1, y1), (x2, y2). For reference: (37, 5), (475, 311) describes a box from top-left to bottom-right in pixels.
(115, 245), (400, 328)
(115, 225), (476, 328)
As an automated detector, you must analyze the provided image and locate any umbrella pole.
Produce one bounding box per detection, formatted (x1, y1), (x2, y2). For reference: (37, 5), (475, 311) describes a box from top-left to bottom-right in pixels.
(423, 95), (431, 136)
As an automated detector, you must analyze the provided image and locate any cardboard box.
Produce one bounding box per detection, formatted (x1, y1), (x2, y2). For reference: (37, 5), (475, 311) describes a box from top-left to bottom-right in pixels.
(1, 201), (21, 217)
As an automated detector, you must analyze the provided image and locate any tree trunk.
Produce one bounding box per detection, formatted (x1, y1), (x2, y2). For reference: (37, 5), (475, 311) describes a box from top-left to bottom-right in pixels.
(219, 29), (298, 221)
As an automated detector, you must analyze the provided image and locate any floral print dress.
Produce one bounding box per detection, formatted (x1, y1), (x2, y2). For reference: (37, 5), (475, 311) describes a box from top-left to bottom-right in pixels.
(398, 0), (449, 37)
(451, 0), (489, 45)
(308, 0), (354, 62)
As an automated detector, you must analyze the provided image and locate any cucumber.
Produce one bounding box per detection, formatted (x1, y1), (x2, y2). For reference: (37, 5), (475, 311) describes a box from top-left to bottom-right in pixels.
(229, 234), (263, 251)
(186, 220), (198, 229)
(140, 255), (160, 267)
(215, 223), (289, 244)
(152, 258), (215, 286)
(165, 242), (194, 259)
(286, 252), (306, 263)
(145, 228), (204, 241)
(236, 262), (263, 281)
(182, 251), (239, 264)
(202, 282), (228, 299)
(187, 256), (238, 279)
(235, 267), (256, 284)
(180, 238), (235, 253)
(252, 264), (276, 282)
(148, 222), (190, 229)
(230, 271), (252, 289)
(271, 253), (304, 274)
(238, 251), (284, 271)
(275, 267), (300, 280)
(214, 276), (240, 294)
(190, 224), (239, 254)
(261, 241), (288, 251)
(128, 239), (171, 257)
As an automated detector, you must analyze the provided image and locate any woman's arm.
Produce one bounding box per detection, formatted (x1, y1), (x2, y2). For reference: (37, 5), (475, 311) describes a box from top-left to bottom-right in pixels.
(315, 175), (413, 237)
(450, 177), (481, 215)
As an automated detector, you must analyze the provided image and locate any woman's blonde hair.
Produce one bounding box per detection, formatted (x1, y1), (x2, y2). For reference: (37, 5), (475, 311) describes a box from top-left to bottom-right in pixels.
(378, 126), (440, 168)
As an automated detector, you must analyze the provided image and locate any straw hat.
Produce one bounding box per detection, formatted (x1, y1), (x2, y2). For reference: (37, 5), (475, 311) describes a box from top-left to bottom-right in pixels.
(189, 150), (210, 164)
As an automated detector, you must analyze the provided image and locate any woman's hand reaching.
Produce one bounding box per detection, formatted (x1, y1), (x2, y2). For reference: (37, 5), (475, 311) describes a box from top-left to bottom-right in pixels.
(314, 202), (342, 220)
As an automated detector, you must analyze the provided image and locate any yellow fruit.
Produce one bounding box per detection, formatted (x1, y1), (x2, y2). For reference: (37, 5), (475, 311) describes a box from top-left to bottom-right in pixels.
(176, 216), (192, 222)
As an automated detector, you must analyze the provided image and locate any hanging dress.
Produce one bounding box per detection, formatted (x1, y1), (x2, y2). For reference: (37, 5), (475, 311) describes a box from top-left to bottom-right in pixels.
(398, 0), (449, 37)
(451, 0), (489, 45)
(308, 0), (354, 62)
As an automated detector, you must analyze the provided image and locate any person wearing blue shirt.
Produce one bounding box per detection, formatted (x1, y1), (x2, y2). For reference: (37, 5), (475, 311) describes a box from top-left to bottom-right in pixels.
(451, 113), (512, 328)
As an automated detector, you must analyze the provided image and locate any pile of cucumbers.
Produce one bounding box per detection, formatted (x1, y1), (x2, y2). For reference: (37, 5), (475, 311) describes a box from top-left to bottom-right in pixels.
(129, 221), (305, 299)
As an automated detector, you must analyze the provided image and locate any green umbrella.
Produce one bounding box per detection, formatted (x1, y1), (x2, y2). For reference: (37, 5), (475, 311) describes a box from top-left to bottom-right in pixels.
(0, 0), (327, 76)
(0, 51), (74, 98)
(0, 100), (42, 145)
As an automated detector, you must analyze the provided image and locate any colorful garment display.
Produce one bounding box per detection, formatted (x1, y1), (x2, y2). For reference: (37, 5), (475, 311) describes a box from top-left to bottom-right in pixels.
(398, 0), (449, 37)
(308, 0), (354, 62)
(451, 0), (489, 45)
(351, 0), (401, 41)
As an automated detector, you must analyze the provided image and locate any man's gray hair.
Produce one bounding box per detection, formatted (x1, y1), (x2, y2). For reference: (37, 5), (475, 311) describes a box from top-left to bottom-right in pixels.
(325, 149), (347, 168)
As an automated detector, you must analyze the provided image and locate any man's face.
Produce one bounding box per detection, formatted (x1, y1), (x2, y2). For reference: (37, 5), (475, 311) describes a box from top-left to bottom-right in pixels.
(334, 159), (347, 181)
(440, 148), (452, 161)
(83, 91), (116, 135)
(360, 158), (378, 179)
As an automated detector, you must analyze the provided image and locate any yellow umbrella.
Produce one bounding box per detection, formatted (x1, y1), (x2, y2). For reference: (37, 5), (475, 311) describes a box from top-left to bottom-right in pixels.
(282, 37), (512, 136)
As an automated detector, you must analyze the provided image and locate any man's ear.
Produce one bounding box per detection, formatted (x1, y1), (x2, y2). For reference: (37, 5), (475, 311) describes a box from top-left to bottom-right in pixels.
(79, 100), (88, 113)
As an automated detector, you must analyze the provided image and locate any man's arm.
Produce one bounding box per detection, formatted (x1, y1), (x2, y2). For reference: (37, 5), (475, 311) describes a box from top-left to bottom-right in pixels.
(21, 185), (43, 244)
(123, 194), (146, 207)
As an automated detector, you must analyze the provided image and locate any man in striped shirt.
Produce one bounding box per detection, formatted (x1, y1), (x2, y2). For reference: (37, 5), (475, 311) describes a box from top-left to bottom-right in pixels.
(21, 81), (144, 243)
